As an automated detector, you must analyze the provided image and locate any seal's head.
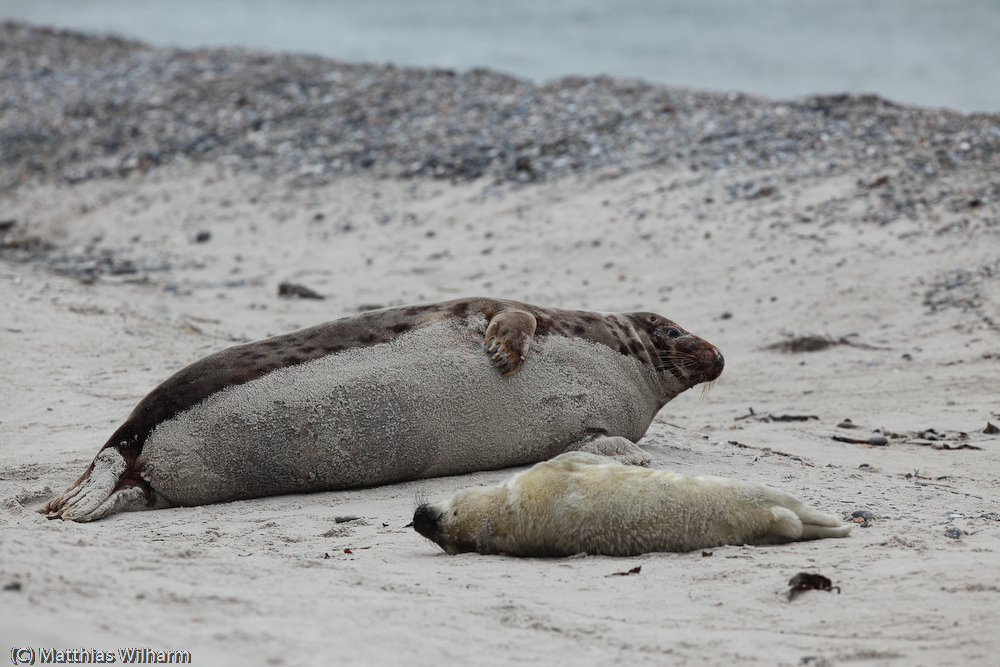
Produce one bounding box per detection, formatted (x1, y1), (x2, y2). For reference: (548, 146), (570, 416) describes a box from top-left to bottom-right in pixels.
(412, 503), (449, 550)
(628, 313), (724, 389)
(413, 488), (494, 555)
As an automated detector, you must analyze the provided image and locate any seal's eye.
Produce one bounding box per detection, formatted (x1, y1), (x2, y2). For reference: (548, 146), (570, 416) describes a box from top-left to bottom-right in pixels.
(665, 327), (682, 339)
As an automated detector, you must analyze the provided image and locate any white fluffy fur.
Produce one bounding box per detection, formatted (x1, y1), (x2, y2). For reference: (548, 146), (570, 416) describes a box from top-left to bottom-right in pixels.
(426, 452), (851, 556)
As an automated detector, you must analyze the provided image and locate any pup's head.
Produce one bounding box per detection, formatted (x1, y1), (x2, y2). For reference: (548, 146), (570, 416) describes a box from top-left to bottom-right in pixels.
(412, 488), (493, 555)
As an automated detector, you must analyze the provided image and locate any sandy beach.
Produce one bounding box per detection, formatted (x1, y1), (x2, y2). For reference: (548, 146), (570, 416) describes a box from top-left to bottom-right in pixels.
(2, 21), (999, 666)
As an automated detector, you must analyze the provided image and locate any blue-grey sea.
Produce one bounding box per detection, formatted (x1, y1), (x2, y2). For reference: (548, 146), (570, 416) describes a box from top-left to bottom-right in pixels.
(2, 0), (999, 112)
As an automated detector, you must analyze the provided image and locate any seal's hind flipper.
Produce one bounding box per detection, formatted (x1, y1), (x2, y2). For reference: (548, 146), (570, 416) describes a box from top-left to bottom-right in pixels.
(41, 448), (161, 522)
(793, 505), (853, 540)
(757, 493), (852, 544)
(485, 310), (537, 376)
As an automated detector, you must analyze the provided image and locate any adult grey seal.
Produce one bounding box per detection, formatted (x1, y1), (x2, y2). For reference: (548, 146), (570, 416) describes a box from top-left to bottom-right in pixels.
(413, 452), (851, 556)
(42, 297), (724, 522)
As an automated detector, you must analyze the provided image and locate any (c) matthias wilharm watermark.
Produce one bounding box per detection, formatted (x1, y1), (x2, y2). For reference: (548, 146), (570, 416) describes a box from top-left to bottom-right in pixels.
(10, 647), (192, 664)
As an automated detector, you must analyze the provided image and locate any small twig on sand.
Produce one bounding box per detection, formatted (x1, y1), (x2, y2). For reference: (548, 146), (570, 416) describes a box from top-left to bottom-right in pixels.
(736, 407), (819, 422)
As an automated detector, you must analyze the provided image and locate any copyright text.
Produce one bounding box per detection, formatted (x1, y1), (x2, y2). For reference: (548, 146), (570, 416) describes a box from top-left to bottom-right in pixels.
(10, 647), (192, 664)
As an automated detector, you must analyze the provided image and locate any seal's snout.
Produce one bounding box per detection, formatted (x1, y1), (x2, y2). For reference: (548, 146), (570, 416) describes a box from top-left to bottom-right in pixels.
(412, 503), (441, 541)
(661, 333), (724, 387)
(708, 348), (724, 382)
(689, 344), (724, 385)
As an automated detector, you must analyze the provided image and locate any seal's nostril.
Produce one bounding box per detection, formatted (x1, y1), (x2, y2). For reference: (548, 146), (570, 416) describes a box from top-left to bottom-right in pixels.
(710, 349), (725, 380)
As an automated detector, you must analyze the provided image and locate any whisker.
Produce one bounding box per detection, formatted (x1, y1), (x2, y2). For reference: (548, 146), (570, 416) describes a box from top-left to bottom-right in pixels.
(414, 491), (428, 510)
(656, 351), (716, 390)
(659, 357), (701, 372)
(699, 381), (715, 401)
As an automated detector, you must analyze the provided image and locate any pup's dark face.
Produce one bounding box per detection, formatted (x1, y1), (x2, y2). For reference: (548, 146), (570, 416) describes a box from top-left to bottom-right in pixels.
(412, 501), (478, 554)
(412, 490), (492, 554)
(412, 503), (444, 544)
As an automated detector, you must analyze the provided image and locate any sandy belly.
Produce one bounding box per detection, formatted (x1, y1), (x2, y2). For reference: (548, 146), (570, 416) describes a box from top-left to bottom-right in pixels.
(137, 320), (660, 505)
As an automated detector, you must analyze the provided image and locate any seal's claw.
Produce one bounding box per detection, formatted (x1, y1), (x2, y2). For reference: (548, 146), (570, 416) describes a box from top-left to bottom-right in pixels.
(490, 345), (521, 375)
(490, 347), (520, 376)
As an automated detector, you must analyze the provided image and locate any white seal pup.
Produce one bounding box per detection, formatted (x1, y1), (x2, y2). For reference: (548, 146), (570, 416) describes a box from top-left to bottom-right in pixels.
(42, 298), (724, 521)
(413, 452), (851, 556)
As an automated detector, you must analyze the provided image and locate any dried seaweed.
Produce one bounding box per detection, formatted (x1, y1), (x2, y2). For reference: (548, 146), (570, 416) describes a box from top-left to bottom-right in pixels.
(787, 573), (840, 601)
(278, 281), (325, 299)
(765, 335), (883, 353)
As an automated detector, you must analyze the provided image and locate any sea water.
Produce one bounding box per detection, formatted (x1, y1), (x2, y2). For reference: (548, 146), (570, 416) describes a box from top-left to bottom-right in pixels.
(1, 0), (998, 112)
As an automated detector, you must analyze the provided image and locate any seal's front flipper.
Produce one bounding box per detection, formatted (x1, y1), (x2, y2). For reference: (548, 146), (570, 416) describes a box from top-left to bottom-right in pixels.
(485, 310), (537, 376)
(41, 448), (162, 522)
(571, 435), (652, 466)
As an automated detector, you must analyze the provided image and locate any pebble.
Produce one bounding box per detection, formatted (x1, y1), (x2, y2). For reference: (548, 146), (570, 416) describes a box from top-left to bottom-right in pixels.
(850, 509), (876, 527)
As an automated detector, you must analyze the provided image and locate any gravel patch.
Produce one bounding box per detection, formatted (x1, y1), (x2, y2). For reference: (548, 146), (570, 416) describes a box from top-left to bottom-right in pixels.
(922, 259), (1000, 327)
(2, 20), (1000, 192)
